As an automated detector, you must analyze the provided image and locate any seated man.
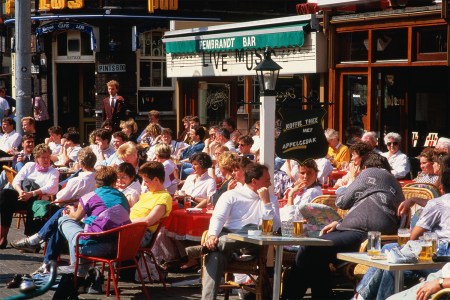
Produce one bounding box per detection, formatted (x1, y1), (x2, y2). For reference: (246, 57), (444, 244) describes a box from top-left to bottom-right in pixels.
(91, 128), (115, 166)
(202, 162), (281, 300)
(283, 152), (403, 299)
(355, 168), (450, 300)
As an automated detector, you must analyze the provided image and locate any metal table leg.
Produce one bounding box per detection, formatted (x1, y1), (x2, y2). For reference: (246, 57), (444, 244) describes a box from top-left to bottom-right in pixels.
(273, 245), (283, 299)
(393, 270), (404, 293)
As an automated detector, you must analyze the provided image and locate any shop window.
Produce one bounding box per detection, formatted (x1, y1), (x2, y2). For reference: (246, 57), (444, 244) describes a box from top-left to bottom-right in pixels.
(343, 74), (367, 129)
(337, 31), (368, 63)
(416, 26), (447, 61)
(56, 31), (93, 57)
(138, 30), (172, 88)
(373, 29), (407, 61)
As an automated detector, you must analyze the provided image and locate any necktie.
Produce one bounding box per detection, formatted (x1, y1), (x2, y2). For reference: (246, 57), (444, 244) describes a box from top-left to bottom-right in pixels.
(110, 97), (115, 114)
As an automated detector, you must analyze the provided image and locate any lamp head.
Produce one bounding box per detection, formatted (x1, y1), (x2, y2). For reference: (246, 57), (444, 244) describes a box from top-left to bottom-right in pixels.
(254, 47), (282, 95)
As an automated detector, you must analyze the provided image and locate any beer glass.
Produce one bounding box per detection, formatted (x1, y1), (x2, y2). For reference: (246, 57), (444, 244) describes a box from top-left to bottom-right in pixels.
(419, 236), (433, 262)
(261, 216), (273, 235)
(367, 231), (381, 256)
(397, 228), (410, 247)
(424, 232), (438, 254)
(184, 196), (192, 209)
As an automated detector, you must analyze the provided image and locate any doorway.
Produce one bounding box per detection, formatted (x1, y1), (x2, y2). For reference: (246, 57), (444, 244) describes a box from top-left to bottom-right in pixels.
(56, 63), (95, 144)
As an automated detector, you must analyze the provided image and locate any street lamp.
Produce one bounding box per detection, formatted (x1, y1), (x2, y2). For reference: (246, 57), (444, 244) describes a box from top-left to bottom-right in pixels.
(254, 47), (282, 186)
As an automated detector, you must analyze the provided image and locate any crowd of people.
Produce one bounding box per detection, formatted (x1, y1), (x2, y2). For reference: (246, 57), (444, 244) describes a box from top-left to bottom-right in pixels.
(0, 79), (449, 300)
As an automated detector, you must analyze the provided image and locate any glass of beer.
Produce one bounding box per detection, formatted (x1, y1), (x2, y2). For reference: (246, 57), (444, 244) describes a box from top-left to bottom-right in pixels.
(367, 231), (381, 256)
(184, 196), (192, 209)
(424, 232), (438, 254)
(261, 216), (273, 235)
(419, 236), (433, 262)
(293, 220), (303, 237)
(397, 228), (410, 247)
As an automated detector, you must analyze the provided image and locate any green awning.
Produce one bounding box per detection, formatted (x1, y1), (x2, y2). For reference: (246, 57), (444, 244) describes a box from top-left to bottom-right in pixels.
(164, 24), (307, 54)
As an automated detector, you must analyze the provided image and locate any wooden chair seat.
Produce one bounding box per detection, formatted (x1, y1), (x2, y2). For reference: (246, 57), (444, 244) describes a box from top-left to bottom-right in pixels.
(201, 230), (270, 300)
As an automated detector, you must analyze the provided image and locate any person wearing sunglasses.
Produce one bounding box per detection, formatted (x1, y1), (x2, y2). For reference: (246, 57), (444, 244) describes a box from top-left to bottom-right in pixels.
(237, 135), (254, 160)
(382, 132), (411, 179)
(250, 121), (260, 154)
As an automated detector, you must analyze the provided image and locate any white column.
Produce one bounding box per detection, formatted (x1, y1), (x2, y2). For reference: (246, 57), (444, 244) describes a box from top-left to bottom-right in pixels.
(259, 94), (275, 193)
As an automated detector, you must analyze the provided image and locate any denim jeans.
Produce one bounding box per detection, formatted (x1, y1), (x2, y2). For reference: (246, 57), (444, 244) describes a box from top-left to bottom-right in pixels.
(180, 162), (193, 180)
(58, 216), (116, 276)
(39, 208), (65, 263)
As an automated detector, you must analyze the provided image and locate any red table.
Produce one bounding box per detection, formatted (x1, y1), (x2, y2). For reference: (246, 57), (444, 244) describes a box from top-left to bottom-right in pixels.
(329, 170), (347, 181)
(164, 208), (212, 242)
(321, 188), (337, 195)
(398, 180), (414, 186)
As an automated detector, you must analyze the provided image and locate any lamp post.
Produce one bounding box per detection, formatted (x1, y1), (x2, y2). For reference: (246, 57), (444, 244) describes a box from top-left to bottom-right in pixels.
(254, 47), (282, 187)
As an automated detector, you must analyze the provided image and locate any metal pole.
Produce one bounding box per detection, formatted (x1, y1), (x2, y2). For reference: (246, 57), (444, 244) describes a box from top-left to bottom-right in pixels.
(15, 0), (32, 134)
(259, 94), (275, 193)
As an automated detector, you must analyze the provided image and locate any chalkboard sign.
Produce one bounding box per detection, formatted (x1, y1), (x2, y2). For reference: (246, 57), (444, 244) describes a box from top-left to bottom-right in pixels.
(275, 108), (328, 163)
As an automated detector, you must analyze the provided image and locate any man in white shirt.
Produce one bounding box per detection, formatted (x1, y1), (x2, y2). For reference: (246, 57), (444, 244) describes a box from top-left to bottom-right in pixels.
(0, 92), (10, 121)
(202, 162), (280, 300)
(99, 131), (129, 166)
(0, 117), (21, 155)
(57, 132), (81, 166)
(91, 128), (115, 166)
(216, 128), (237, 153)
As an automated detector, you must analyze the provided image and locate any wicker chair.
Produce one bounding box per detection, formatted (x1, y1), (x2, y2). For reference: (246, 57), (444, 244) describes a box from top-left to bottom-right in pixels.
(310, 194), (348, 219)
(432, 288), (450, 299)
(402, 186), (436, 217)
(404, 182), (441, 198)
(200, 230), (270, 300)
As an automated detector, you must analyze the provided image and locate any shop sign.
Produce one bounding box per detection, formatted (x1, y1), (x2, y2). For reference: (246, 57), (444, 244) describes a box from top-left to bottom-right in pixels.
(275, 108), (328, 164)
(166, 32), (327, 77)
(39, 0), (84, 10)
(148, 0), (178, 12)
(31, 65), (40, 74)
(98, 64), (126, 73)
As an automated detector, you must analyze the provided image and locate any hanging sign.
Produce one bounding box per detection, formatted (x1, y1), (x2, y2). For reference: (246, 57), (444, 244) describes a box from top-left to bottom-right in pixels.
(424, 133), (439, 147)
(412, 131), (419, 147)
(275, 108), (328, 163)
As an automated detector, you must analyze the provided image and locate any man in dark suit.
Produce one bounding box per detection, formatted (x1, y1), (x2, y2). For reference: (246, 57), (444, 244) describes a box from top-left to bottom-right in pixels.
(102, 80), (128, 131)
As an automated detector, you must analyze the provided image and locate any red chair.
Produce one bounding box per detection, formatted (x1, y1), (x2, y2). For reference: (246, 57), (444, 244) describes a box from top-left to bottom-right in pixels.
(74, 222), (150, 300)
(138, 218), (167, 288)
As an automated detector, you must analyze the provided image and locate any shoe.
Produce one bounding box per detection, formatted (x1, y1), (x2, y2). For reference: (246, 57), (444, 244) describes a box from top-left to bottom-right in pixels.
(6, 274), (23, 288)
(10, 238), (39, 253)
(86, 267), (104, 294)
(32, 263), (49, 275)
(186, 245), (203, 259)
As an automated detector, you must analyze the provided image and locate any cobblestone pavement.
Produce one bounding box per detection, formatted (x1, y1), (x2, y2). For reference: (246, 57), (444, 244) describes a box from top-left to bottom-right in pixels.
(0, 225), (237, 300)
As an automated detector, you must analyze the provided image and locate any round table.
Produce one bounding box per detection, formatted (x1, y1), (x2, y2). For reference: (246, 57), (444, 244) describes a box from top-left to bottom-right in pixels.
(164, 208), (212, 242)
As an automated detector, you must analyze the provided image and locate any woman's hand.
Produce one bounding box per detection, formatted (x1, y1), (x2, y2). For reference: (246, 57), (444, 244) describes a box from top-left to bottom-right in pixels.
(18, 191), (33, 202)
(228, 179), (238, 191)
(320, 221), (339, 236)
(416, 279), (441, 300)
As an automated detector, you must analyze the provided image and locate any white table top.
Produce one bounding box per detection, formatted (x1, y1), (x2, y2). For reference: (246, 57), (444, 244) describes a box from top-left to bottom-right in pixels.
(337, 252), (445, 271)
(227, 233), (334, 247)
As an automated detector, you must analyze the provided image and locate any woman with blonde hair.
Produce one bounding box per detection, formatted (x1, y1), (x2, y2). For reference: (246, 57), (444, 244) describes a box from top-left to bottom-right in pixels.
(117, 142), (139, 171)
(120, 118), (139, 143)
(141, 123), (162, 160)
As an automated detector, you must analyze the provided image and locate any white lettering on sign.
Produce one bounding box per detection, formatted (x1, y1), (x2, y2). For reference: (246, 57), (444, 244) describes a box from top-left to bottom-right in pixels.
(199, 38), (235, 51)
(424, 132), (439, 147)
(282, 138), (317, 151)
(285, 117), (319, 130)
(242, 36), (256, 47)
(98, 64), (126, 73)
(67, 56), (81, 60)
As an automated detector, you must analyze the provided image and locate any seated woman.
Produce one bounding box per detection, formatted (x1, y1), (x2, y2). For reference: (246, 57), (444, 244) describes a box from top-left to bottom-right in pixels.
(153, 143), (178, 195)
(116, 162), (141, 207)
(58, 166), (131, 276)
(0, 143), (59, 248)
(382, 132), (411, 179)
(283, 152), (404, 299)
(209, 151), (238, 207)
(10, 147), (98, 272)
(334, 142), (372, 188)
(120, 118), (139, 144)
(175, 152), (216, 209)
(414, 148), (439, 184)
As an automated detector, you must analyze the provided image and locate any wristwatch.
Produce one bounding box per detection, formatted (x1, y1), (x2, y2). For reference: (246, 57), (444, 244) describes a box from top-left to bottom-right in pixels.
(439, 277), (445, 289)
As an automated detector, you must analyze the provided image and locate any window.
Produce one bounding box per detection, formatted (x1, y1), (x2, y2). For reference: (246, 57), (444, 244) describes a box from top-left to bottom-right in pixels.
(416, 26), (447, 61)
(343, 74), (367, 129)
(137, 29), (174, 113)
(337, 31), (368, 63)
(373, 29), (407, 61)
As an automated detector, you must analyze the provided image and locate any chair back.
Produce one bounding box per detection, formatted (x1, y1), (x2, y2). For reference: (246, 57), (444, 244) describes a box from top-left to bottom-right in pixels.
(311, 195), (347, 218)
(116, 222), (148, 261)
(3, 165), (17, 185)
(404, 182), (441, 197)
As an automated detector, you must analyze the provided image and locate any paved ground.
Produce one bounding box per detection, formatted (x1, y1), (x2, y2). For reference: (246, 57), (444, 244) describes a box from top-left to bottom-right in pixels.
(0, 225), (355, 299)
(0, 225), (217, 300)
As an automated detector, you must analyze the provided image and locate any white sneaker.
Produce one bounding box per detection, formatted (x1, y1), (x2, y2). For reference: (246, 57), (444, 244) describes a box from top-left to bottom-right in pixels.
(57, 265), (75, 274)
(32, 263), (49, 275)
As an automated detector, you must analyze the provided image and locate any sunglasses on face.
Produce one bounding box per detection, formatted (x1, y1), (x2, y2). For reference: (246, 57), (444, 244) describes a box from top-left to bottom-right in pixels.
(387, 142), (399, 147)
(238, 143), (246, 147)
